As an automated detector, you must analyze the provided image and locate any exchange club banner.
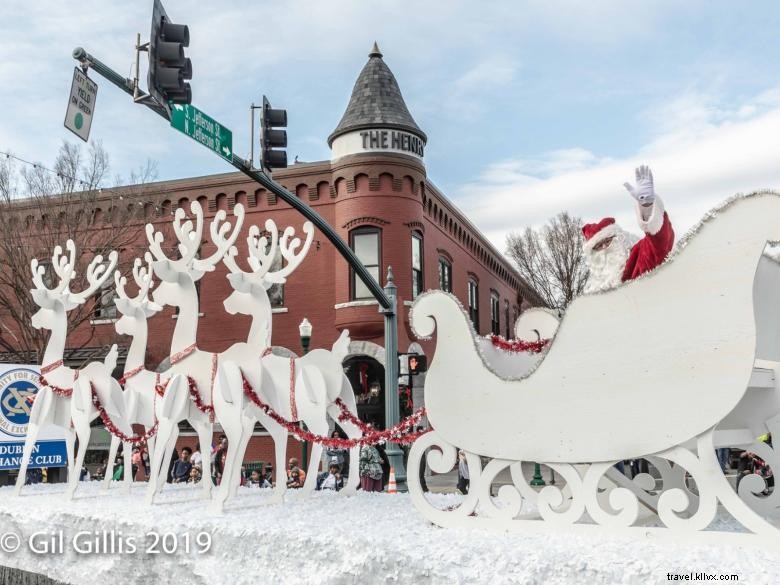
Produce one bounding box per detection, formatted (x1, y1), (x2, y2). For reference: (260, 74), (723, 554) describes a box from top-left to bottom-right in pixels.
(0, 364), (67, 469)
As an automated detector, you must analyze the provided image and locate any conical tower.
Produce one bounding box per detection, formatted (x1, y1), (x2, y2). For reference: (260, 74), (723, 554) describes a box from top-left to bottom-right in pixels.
(329, 43), (426, 161)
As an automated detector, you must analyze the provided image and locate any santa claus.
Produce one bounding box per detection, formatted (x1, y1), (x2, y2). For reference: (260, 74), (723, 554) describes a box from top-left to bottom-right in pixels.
(582, 165), (675, 293)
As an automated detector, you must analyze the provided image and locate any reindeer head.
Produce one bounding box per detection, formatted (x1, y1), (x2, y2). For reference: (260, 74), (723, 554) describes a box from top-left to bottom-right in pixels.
(222, 218), (314, 316)
(146, 200), (245, 310)
(114, 253), (162, 337)
(30, 240), (118, 331)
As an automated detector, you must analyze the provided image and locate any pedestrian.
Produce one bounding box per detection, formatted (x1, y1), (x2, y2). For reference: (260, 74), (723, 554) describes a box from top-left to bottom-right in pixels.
(326, 430), (349, 473)
(213, 436), (228, 485)
(359, 441), (383, 492)
(457, 450), (470, 494)
(188, 466), (202, 484)
(286, 458), (306, 488)
(166, 447), (179, 483)
(416, 426), (428, 493)
(248, 469), (271, 488)
(317, 459), (345, 491)
(171, 447), (193, 483)
(191, 442), (203, 469)
(131, 446), (141, 480)
(376, 441), (390, 489)
(262, 464), (274, 487)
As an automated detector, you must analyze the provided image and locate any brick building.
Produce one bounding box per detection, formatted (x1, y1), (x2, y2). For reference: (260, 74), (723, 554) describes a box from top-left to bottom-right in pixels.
(4, 44), (538, 475)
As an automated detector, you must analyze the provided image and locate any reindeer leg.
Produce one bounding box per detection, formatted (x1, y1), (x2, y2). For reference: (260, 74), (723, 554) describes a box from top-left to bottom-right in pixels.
(327, 401), (360, 495)
(62, 424), (77, 484)
(231, 421), (253, 499)
(258, 411), (288, 504)
(65, 418), (91, 500)
(15, 387), (54, 496)
(146, 417), (176, 504)
(102, 435), (120, 492)
(192, 419), (213, 499)
(157, 425), (179, 495)
(301, 417), (327, 496)
(122, 440), (134, 492)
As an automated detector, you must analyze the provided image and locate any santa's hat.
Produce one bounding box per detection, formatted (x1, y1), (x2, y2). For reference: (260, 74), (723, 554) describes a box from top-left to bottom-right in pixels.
(582, 217), (620, 252)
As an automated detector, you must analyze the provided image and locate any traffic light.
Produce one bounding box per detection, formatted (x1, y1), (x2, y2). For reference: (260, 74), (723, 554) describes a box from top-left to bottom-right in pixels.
(407, 354), (427, 375)
(148, 0), (192, 111)
(261, 95), (288, 171)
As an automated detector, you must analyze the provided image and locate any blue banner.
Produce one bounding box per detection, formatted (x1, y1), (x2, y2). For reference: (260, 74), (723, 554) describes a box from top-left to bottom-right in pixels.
(0, 440), (68, 469)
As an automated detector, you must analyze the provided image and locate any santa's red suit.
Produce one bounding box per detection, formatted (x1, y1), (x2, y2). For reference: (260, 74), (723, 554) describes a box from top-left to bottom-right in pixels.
(582, 196), (675, 293)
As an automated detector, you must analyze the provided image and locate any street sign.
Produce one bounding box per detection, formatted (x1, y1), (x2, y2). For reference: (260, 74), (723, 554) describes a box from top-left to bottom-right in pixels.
(170, 103), (232, 162)
(64, 67), (98, 142)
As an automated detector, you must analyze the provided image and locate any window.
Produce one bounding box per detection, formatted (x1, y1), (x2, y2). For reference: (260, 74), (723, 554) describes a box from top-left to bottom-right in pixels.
(411, 231), (423, 299)
(264, 239), (285, 307)
(490, 292), (500, 335)
(438, 257), (452, 293)
(94, 282), (117, 320)
(468, 279), (479, 330)
(350, 227), (381, 300)
(504, 300), (511, 339)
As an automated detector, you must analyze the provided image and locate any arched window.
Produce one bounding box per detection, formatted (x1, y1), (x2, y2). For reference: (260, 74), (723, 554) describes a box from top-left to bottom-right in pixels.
(349, 227), (381, 300)
(411, 231), (423, 299)
(438, 256), (452, 293)
(490, 291), (500, 335)
(468, 279), (479, 331)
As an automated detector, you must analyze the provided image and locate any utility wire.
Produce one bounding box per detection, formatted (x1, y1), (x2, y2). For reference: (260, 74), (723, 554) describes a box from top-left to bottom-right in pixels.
(0, 148), (161, 208)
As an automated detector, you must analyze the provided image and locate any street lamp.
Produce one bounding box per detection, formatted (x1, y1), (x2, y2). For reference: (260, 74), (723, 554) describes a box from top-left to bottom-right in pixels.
(299, 318), (313, 468)
(299, 318), (312, 355)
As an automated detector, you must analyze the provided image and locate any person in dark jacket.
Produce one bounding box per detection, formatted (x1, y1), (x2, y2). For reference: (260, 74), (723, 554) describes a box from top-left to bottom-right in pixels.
(171, 447), (193, 483)
(316, 460), (345, 491)
(166, 448), (179, 483)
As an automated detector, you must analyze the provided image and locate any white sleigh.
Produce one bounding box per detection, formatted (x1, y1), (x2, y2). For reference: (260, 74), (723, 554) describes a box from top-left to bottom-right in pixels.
(408, 192), (780, 548)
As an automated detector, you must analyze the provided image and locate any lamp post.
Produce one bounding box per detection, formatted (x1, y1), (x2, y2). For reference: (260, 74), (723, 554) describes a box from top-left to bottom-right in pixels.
(299, 318), (312, 468)
(530, 462), (546, 487)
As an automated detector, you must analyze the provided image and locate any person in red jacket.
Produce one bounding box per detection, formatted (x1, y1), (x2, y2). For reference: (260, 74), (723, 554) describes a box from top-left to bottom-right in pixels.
(582, 165), (675, 293)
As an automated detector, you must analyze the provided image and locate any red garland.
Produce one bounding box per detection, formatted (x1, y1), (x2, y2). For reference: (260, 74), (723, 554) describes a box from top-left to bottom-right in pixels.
(186, 376), (215, 417)
(90, 383), (158, 444)
(118, 365), (145, 387)
(242, 373), (429, 447)
(489, 334), (548, 353)
(38, 371), (78, 397)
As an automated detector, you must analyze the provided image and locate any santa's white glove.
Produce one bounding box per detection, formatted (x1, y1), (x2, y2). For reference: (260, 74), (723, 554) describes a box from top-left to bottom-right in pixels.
(623, 165), (656, 206)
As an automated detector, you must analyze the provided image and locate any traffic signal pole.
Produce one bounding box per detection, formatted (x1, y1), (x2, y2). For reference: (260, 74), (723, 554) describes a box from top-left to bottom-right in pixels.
(72, 46), (407, 490)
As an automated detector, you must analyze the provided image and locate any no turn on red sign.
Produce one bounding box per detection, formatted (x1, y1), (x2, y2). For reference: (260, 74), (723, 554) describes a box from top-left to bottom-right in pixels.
(64, 67), (97, 142)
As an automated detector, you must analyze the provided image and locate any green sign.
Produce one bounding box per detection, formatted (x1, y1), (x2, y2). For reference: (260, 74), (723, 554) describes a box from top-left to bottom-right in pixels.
(170, 103), (233, 162)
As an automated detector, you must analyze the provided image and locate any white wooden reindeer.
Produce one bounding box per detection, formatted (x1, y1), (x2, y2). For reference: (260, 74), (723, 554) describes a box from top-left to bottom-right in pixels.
(143, 201), (246, 503)
(103, 254), (168, 491)
(14, 240), (123, 498)
(212, 219), (361, 511)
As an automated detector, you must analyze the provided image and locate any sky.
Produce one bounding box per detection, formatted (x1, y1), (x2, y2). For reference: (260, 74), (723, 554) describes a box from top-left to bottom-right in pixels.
(2, 1), (780, 252)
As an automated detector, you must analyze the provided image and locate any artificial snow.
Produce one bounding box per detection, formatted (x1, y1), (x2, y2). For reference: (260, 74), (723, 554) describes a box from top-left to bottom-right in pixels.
(0, 483), (778, 585)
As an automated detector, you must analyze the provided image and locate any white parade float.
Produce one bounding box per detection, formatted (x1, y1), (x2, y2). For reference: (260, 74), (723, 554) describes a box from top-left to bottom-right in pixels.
(14, 241), (126, 499)
(408, 191), (780, 549)
(102, 255), (169, 491)
(212, 218), (362, 510)
(142, 201), (246, 503)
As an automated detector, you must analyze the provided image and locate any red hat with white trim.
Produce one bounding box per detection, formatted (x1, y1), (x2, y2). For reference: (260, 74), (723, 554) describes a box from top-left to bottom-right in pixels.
(582, 217), (619, 252)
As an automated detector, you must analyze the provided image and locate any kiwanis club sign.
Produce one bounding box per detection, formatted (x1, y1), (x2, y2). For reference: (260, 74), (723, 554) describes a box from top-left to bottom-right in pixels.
(0, 365), (67, 470)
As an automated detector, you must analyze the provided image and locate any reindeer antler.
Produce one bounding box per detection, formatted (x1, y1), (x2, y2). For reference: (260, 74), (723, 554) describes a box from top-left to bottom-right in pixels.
(146, 201), (205, 272)
(115, 253), (155, 305)
(192, 203), (245, 273)
(245, 219), (280, 280)
(68, 250), (119, 305)
(246, 220), (314, 284)
(31, 240), (77, 294)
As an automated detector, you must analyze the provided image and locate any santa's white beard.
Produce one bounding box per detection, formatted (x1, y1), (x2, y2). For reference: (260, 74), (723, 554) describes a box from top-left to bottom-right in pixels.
(584, 232), (631, 293)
